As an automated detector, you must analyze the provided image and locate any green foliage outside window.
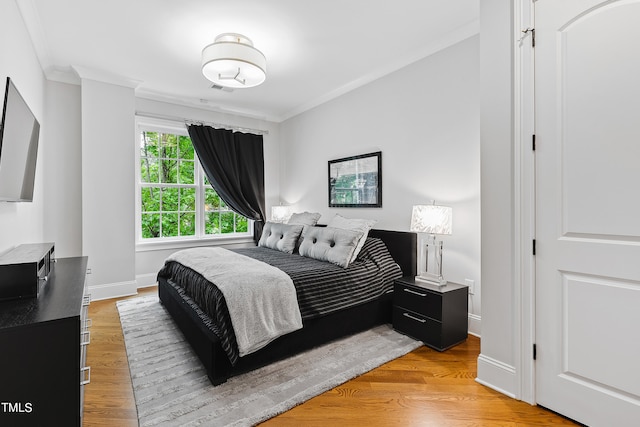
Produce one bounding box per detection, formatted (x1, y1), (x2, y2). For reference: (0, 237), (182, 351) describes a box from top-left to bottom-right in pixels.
(139, 130), (249, 239)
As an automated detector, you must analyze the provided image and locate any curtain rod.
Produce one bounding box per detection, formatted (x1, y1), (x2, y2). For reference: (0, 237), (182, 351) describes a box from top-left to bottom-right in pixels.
(135, 111), (270, 136)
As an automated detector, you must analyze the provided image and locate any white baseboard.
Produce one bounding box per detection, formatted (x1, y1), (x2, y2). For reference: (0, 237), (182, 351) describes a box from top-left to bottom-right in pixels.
(87, 274), (159, 301)
(476, 354), (517, 399)
(136, 273), (158, 289)
(87, 280), (137, 301)
(468, 313), (481, 337)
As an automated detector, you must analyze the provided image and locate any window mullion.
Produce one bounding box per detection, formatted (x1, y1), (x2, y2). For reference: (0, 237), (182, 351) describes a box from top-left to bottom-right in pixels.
(196, 161), (204, 238)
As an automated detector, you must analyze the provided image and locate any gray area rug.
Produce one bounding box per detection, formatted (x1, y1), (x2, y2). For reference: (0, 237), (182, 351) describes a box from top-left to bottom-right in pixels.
(117, 295), (422, 427)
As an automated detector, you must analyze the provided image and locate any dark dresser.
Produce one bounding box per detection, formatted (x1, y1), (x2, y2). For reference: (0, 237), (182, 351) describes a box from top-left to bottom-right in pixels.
(0, 256), (90, 426)
(393, 276), (468, 351)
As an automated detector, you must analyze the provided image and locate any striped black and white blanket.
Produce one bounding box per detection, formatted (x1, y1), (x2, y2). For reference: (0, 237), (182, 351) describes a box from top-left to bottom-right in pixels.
(157, 237), (402, 365)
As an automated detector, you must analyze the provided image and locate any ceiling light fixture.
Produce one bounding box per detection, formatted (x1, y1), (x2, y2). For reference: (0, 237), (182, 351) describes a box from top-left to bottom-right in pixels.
(201, 33), (266, 89)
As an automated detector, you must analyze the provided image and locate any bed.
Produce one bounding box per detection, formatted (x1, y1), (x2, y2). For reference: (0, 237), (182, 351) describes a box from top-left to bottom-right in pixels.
(157, 227), (417, 385)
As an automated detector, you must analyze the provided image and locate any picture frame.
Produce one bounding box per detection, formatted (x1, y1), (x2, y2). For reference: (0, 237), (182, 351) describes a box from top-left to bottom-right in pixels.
(328, 151), (382, 208)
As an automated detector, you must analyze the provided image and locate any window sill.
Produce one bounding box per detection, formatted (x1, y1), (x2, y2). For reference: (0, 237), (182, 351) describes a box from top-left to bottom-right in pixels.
(135, 235), (255, 253)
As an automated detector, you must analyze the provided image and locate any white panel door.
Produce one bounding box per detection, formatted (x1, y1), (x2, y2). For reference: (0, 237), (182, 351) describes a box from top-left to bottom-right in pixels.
(535, 1), (640, 426)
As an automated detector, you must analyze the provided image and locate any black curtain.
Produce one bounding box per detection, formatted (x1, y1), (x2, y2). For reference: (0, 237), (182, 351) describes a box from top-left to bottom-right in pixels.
(187, 125), (266, 242)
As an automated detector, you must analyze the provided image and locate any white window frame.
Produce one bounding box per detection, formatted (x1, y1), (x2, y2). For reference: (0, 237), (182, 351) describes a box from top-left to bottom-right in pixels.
(135, 117), (253, 251)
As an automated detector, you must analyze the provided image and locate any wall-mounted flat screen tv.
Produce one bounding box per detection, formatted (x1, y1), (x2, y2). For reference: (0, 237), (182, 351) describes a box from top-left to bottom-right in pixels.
(0, 77), (40, 202)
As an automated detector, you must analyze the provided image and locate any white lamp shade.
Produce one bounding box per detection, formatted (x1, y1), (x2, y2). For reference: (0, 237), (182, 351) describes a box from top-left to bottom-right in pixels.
(202, 33), (266, 88)
(410, 204), (452, 235)
(271, 205), (291, 223)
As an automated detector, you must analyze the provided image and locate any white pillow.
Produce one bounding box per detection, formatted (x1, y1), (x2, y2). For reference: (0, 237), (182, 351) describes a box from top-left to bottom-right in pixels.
(258, 222), (304, 254)
(287, 211), (321, 226)
(327, 214), (377, 263)
(298, 226), (362, 268)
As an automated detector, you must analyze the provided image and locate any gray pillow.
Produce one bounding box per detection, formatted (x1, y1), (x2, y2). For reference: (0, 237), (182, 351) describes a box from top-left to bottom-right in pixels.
(326, 214), (377, 263)
(298, 226), (363, 268)
(258, 222), (304, 254)
(287, 211), (321, 226)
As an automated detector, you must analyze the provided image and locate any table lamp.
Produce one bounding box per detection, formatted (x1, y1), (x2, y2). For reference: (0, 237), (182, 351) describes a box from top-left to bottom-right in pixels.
(410, 203), (452, 286)
(271, 205), (292, 223)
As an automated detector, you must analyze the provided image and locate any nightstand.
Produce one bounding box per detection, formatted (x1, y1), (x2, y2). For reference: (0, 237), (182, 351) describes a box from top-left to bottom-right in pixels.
(392, 276), (468, 351)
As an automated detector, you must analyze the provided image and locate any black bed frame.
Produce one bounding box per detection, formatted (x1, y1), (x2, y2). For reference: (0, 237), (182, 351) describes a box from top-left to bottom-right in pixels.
(158, 229), (417, 385)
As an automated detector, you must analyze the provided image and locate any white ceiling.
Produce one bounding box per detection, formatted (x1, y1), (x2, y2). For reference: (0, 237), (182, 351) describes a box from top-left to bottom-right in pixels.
(18, 0), (479, 122)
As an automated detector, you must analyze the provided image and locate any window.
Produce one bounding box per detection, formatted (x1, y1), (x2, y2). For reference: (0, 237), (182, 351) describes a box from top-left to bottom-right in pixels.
(137, 121), (250, 243)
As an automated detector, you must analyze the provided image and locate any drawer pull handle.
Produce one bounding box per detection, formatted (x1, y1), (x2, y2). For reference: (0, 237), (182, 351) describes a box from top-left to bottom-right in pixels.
(80, 366), (91, 386)
(403, 288), (427, 297)
(403, 312), (426, 323)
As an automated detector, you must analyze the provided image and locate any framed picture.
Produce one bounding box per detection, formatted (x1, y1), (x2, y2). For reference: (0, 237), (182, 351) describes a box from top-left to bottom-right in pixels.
(328, 151), (382, 208)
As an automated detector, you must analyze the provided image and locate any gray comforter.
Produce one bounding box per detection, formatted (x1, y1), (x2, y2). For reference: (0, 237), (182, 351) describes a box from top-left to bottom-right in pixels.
(166, 247), (303, 356)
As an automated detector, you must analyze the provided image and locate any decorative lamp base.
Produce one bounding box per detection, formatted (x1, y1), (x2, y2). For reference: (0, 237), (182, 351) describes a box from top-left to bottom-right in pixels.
(415, 273), (447, 287)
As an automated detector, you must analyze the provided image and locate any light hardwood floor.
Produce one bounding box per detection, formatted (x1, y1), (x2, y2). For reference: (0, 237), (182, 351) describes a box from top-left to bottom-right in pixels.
(84, 288), (578, 426)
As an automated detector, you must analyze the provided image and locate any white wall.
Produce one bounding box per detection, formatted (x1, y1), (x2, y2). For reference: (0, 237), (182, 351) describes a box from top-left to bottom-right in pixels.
(0, 0), (46, 255)
(133, 98), (282, 287)
(80, 78), (136, 299)
(280, 36), (481, 333)
(477, 0), (518, 397)
(43, 81), (82, 258)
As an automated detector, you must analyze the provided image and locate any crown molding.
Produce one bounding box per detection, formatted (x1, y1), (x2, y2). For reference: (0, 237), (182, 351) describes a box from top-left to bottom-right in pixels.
(135, 89), (277, 122)
(71, 65), (142, 89)
(16, 0), (52, 72)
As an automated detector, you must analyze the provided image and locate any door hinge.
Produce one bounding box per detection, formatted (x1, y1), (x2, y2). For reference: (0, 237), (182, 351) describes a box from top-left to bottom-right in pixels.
(532, 134), (536, 151)
(533, 343), (537, 360)
(533, 239), (536, 255)
(532, 28), (535, 47)
(522, 28), (535, 47)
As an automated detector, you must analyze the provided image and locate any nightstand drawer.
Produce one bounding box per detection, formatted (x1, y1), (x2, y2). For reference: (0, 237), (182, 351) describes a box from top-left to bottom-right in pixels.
(392, 306), (441, 343)
(394, 283), (442, 320)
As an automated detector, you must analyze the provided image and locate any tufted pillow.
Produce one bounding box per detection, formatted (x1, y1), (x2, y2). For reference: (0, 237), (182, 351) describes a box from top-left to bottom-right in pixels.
(327, 214), (377, 263)
(298, 226), (363, 268)
(287, 211), (322, 226)
(258, 222), (304, 254)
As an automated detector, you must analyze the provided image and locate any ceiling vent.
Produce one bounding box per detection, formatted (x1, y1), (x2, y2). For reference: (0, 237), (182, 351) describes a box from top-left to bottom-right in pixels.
(210, 83), (234, 93)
